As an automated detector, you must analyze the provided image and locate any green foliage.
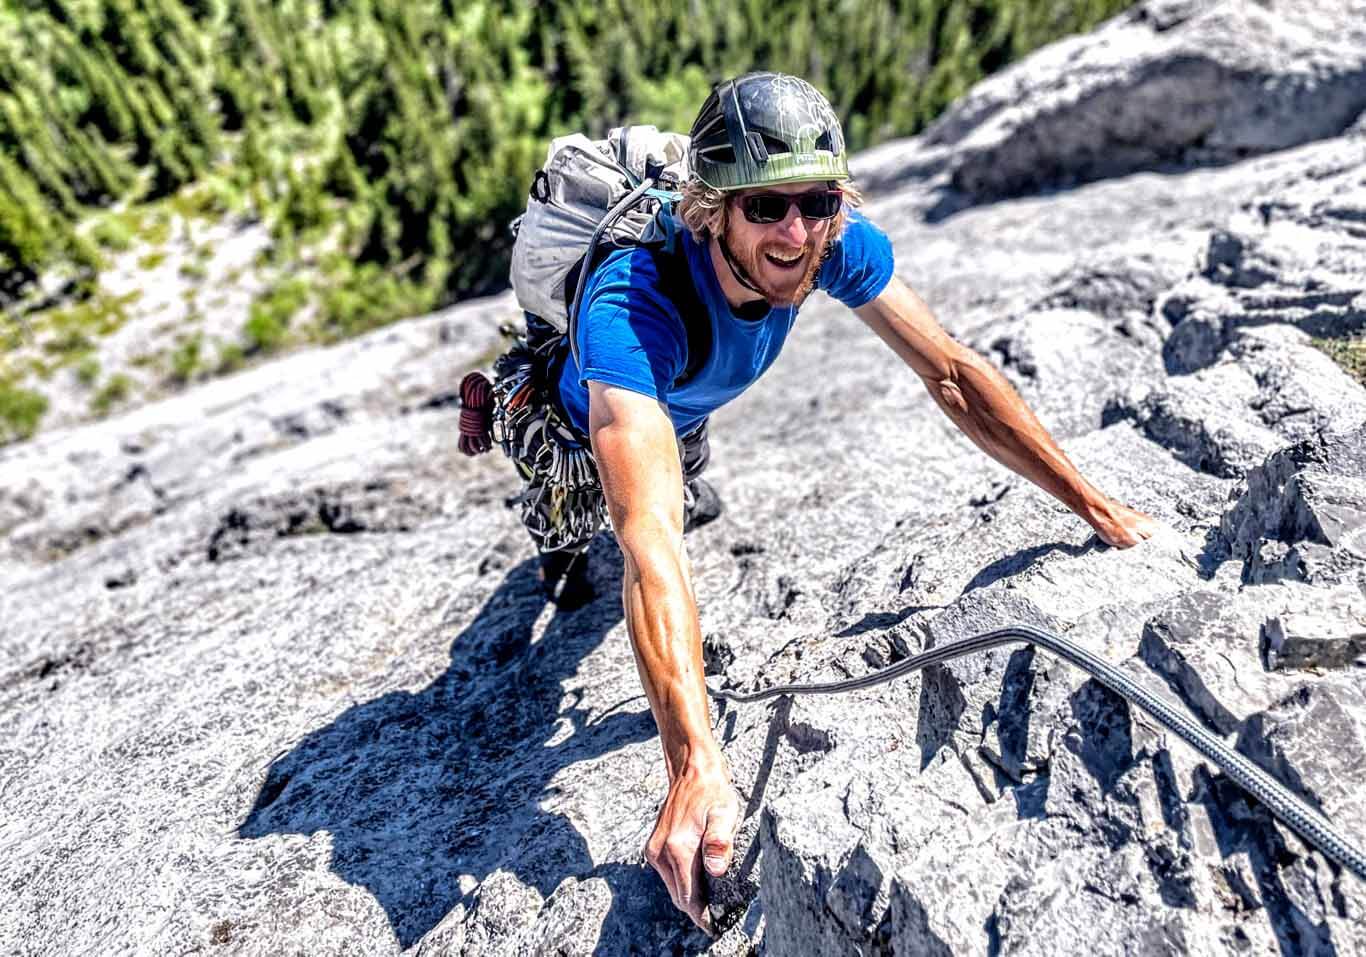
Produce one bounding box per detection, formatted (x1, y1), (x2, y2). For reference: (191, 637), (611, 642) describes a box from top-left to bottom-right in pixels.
(169, 183), (233, 222)
(91, 372), (132, 415)
(90, 215), (135, 252)
(244, 276), (309, 353)
(4, 0), (1136, 331)
(75, 353), (101, 386)
(316, 260), (433, 342)
(215, 339), (245, 373)
(0, 0), (218, 282)
(138, 249), (168, 270)
(29, 290), (138, 365)
(1315, 335), (1366, 387)
(140, 212), (173, 246)
(0, 377), (47, 443)
(168, 332), (203, 384)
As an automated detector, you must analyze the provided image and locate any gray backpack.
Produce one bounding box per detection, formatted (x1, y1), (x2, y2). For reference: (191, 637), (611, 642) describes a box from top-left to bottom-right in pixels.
(509, 125), (691, 367)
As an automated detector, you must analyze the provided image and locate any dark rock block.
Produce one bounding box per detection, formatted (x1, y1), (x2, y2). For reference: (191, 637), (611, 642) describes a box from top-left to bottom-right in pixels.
(1219, 422), (1366, 583)
(1263, 609), (1366, 671)
(1237, 681), (1366, 851)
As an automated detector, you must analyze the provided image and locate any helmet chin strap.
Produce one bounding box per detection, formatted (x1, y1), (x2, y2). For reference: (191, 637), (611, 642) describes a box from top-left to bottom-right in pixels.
(717, 233), (767, 300)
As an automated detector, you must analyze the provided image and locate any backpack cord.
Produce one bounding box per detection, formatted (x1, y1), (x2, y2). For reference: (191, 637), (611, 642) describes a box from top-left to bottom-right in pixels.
(709, 623), (1366, 883)
(568, 177), (658, 373)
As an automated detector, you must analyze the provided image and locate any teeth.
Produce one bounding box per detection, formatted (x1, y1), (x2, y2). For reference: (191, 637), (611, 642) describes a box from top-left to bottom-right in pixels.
(768, 251), (802, 264)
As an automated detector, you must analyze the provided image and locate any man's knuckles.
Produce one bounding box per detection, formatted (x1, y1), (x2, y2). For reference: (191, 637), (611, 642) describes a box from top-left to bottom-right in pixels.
(664, 835), (701, 862)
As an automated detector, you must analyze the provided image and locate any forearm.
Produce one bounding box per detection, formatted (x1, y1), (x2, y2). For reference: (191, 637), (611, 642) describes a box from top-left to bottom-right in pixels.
(929, 352), (1107, 519)
(618, 524), (720, 779)
(858, 281), (1153, 548)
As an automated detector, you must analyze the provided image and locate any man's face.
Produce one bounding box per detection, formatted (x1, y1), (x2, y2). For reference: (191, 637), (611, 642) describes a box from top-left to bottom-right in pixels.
(722, 182), (840, 308)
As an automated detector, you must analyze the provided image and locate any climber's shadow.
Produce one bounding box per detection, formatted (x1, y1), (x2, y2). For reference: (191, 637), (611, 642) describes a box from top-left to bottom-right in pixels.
(238, 537), (664, 950)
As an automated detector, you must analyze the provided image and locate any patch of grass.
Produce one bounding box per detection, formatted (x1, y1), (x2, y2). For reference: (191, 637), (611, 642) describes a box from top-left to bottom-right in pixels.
(90, 216), (134, 252)
(216, 340), (245, 374)
(1, 318), (27, 351)
(31, 291), (140, 367)
(91, 373), (132, 416)
(179, 259), (209, 281)
(42, 325), (94, 358)
(169, 185), (229, 223)
(110, 207), (146, 238)
(244, 278), (309, 354)
(168, 334), (203, 385)
(316, 262), (433, 343)
(140, 211), (173, 246)
(0, 379), (48, 443)
(1315, 334), (1366, 387)
(75, 354), (101, 386)
(137, 250), (168, 271)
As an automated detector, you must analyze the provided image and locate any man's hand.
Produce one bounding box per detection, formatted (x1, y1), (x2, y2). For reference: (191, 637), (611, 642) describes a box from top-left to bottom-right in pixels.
(645, 759), (740, 936)
(1087, 499), (1162, 549)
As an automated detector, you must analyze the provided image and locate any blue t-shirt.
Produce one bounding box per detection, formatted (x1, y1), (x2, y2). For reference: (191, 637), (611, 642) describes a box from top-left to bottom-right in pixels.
(556, 208), (894, 436)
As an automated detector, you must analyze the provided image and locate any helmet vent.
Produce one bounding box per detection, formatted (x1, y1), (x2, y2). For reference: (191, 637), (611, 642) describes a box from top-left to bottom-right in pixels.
(814, 131), (834, 153)
(760, 133), (790, 156)
(698, 144), (736, 164)
(693, 113), (726, 140)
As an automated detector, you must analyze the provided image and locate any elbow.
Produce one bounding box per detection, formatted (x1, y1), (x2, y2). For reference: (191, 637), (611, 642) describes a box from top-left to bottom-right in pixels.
(613, 507), (685, 574)
(934, 343), (984, 415)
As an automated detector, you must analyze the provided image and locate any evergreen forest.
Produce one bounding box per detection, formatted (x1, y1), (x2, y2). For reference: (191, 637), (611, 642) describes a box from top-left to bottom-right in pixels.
(1, 0), (1142, 440)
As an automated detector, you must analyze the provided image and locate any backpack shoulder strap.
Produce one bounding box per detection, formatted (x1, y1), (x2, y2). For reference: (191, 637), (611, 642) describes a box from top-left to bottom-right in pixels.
(648, 243), (710, 387)
(565, 240), (710, 389)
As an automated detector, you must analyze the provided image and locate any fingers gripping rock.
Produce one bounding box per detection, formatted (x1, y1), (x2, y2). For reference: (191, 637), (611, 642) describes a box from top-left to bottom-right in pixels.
(706, 812), (761, 935)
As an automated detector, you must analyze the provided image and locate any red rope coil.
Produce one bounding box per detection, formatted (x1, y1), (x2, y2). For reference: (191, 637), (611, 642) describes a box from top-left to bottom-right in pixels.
(458, 371), (494, 456)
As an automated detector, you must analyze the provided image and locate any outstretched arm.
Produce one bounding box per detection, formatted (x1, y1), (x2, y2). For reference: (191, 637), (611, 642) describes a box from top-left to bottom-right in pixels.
(587, 380), (739, 934)
(855, 277), (1158, 547)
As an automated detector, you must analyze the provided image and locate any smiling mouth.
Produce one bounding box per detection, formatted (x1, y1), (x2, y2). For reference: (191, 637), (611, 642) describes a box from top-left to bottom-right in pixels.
(764, 249), (805, 270)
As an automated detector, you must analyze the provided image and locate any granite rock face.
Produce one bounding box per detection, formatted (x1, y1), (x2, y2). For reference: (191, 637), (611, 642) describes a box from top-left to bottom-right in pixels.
(4, 1), (1366, 954)
(853, 0), (1366, 212)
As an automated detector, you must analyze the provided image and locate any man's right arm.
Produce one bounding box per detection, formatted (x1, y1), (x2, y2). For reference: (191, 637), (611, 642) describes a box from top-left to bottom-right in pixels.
(587, 380), (739, 935)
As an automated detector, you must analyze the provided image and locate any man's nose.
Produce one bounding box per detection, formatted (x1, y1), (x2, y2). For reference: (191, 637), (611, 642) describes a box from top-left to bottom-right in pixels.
(776, 206), (809, 246)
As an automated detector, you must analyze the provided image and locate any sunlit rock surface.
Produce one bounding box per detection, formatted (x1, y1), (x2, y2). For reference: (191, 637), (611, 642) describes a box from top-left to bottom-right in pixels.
(4, 0), (1364, 953)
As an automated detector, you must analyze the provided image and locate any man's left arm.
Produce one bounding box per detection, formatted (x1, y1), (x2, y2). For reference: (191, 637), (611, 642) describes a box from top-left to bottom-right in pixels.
(854, 276), (1160, 548)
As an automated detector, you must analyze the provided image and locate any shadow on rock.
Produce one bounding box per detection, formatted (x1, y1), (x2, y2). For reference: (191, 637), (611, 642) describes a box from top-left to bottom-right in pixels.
(960, 539), (1096, 596)
(916, 663), (968, 771)
(1192, 771), (1334, 956)
(239, 537), (662, 950)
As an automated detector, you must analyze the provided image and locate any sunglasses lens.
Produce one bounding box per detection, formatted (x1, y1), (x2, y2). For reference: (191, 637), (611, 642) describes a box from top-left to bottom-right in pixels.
(798, 191), (842, 219)
(742, 195), (790, 223)
(740, 191), (843, 224)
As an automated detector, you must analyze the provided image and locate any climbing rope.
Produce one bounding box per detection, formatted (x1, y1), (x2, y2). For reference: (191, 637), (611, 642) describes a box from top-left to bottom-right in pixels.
(707, 624), (1366, 883)
(458, 371), (495, 456)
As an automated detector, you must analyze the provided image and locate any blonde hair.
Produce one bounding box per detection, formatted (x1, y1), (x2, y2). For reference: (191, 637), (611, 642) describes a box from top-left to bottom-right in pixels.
(676, 178), (864, 244)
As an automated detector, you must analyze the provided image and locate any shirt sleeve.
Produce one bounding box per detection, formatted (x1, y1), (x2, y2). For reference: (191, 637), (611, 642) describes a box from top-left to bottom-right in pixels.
(817, 209), (895, 309)
(574, 248), (688, 402)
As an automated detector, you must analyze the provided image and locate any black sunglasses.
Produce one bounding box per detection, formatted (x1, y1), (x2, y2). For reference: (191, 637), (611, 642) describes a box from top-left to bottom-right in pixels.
(736, 189), (843, 225)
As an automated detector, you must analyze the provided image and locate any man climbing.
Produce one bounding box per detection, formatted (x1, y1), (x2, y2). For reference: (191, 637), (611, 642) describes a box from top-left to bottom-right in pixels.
(461, 72), (1159, 933)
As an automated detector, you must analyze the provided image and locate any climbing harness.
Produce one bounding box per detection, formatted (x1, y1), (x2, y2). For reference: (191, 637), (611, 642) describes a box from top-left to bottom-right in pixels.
(708, 624), (1366, 883)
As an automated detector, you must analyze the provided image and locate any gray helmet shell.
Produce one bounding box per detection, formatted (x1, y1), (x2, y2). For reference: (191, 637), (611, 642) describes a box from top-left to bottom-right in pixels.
(688, 72), (849, 191)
